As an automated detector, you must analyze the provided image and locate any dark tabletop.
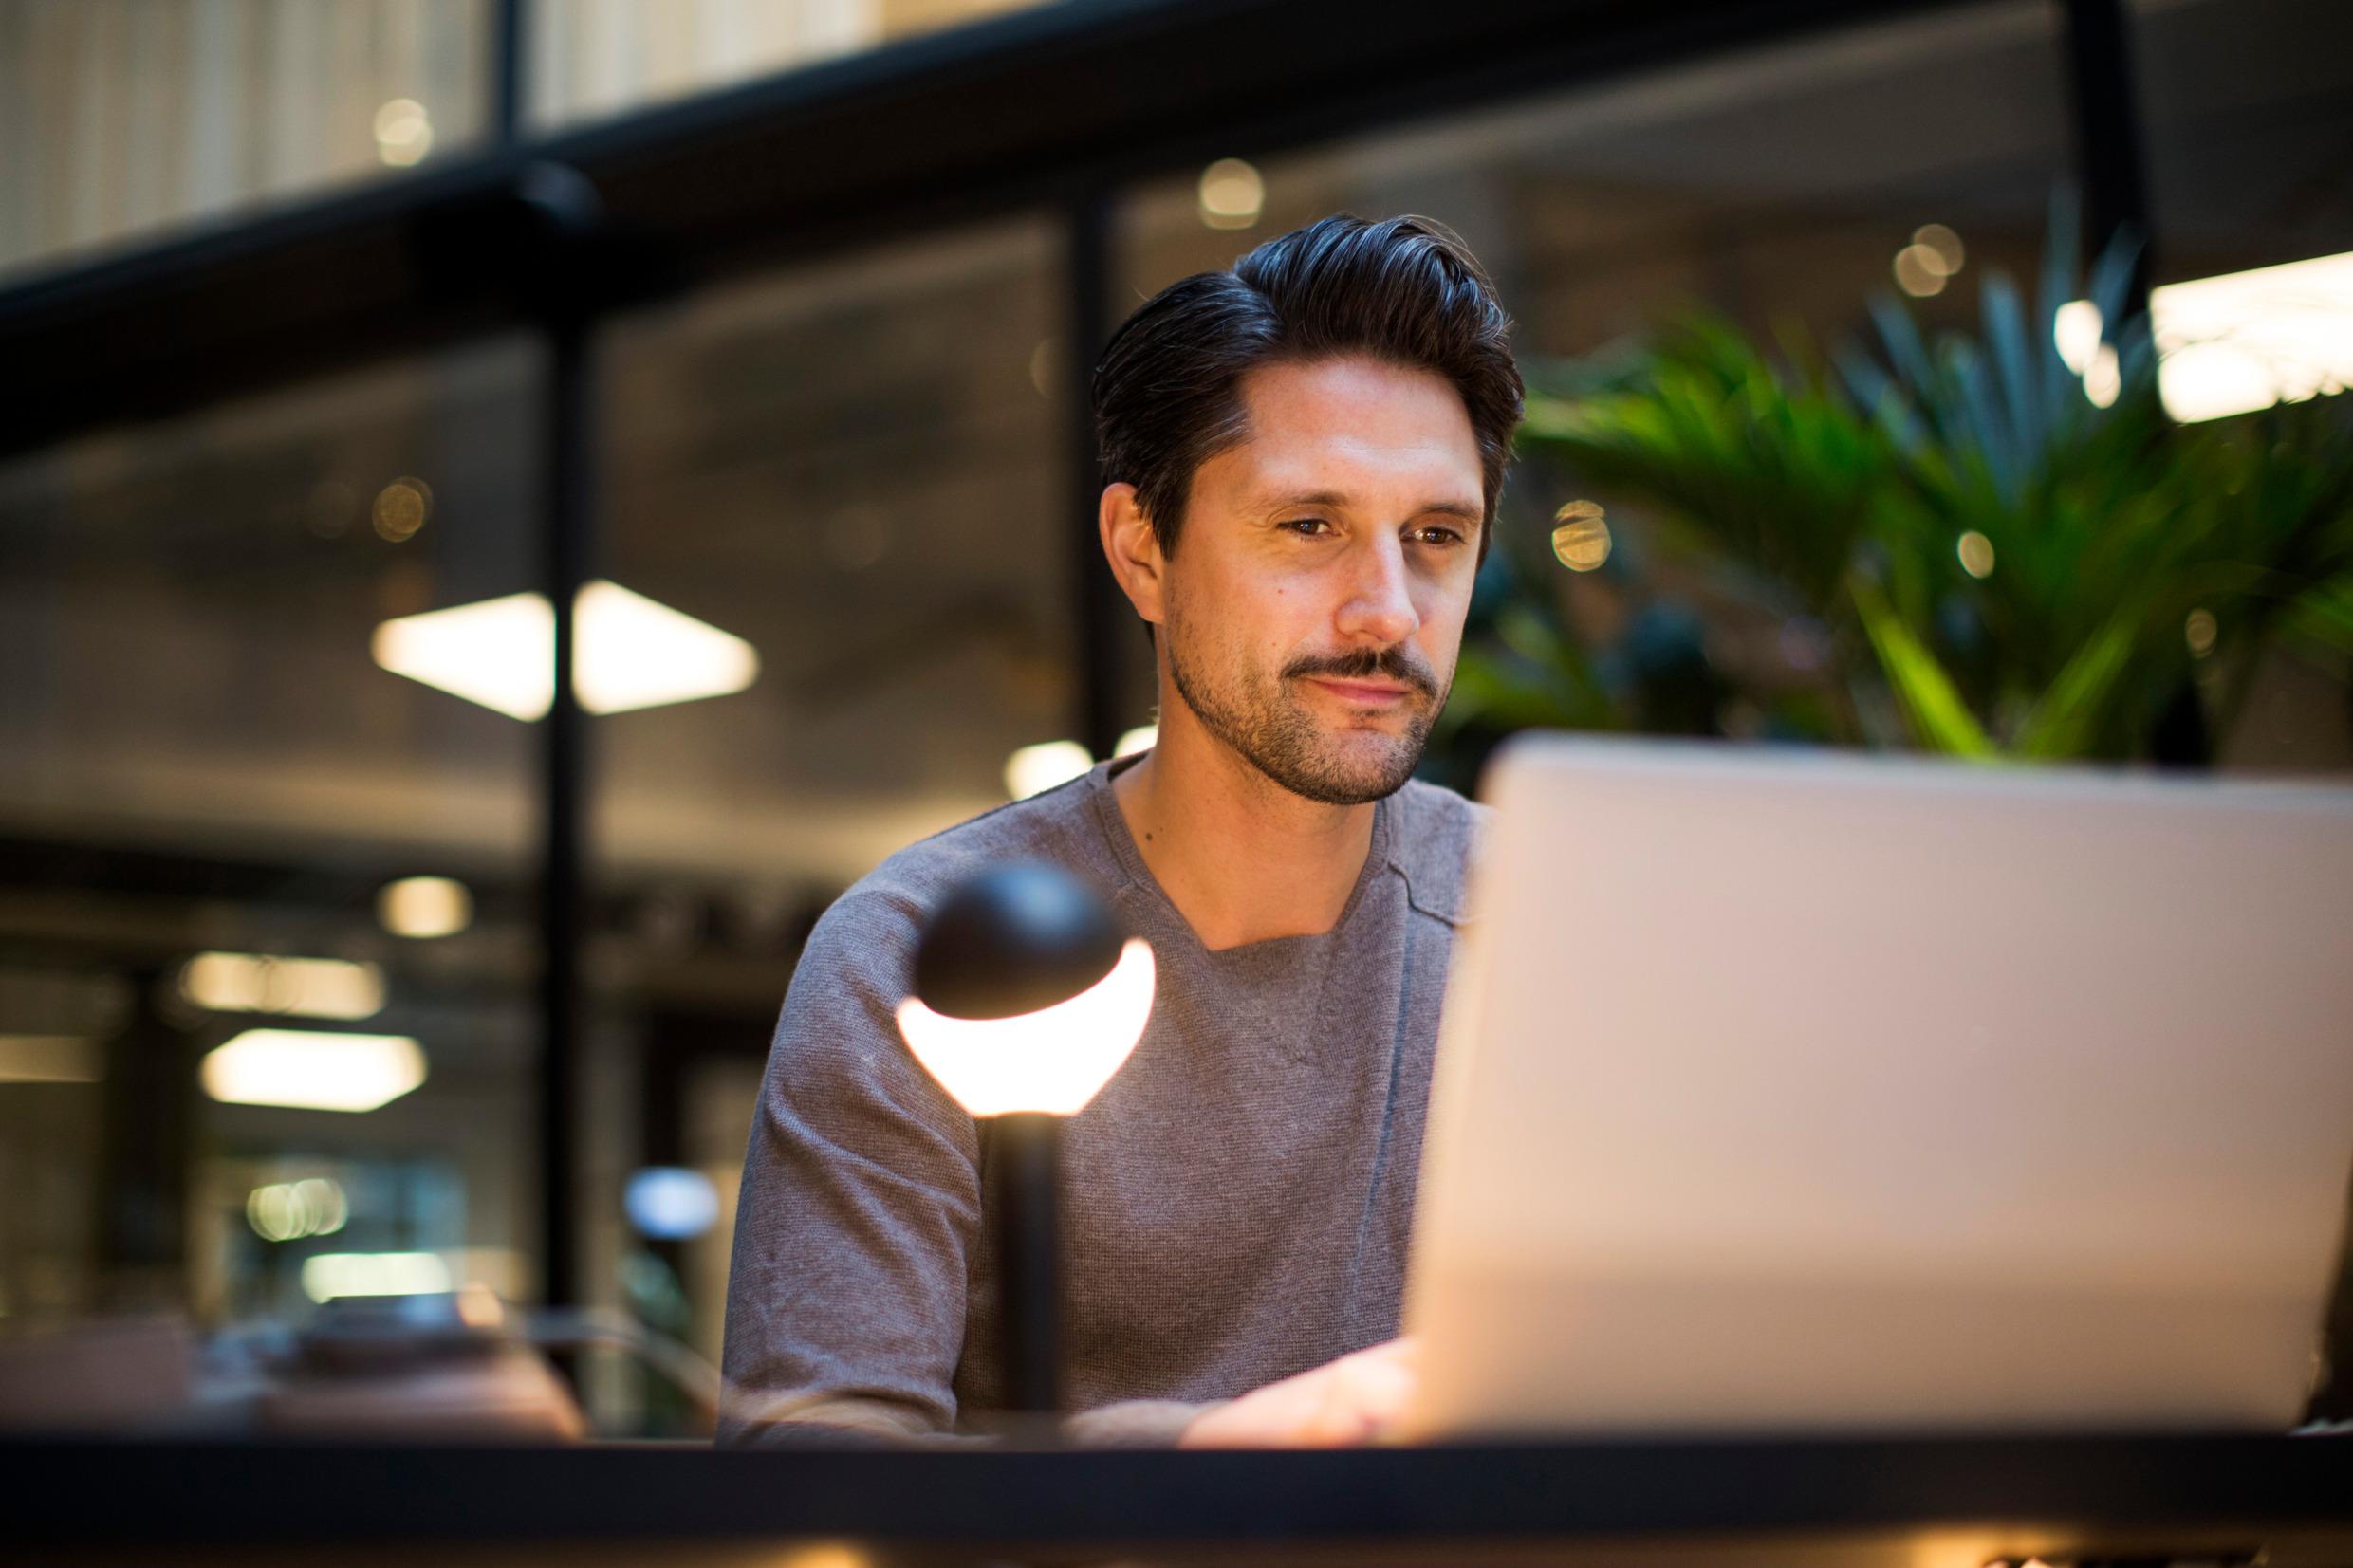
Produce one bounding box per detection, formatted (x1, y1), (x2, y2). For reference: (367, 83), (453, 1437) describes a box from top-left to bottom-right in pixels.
(9, 1430), (2353, 1567)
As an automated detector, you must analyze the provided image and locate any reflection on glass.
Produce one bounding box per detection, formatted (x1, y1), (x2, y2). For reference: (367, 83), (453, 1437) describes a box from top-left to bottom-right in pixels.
(370, 580), (761, 720)
(201, 1028), (428, 1113)
(588, 219), (1076, 1393)
(2057, 252), (2353, 423)
(0, 337), (539, 1348)
(0, 0), (491, 280)
(530, 0), (1057, 129)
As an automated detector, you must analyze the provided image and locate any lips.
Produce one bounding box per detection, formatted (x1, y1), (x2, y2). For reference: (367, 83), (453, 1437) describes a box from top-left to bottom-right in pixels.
(1307, 677), (1413, 704)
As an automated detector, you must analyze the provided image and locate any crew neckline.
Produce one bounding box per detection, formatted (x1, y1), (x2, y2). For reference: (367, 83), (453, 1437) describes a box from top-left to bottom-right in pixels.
(1085, 753), (1393, 960)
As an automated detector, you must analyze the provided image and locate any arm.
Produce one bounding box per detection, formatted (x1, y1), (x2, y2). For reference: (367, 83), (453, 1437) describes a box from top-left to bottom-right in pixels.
(718, 891), (983, 1446)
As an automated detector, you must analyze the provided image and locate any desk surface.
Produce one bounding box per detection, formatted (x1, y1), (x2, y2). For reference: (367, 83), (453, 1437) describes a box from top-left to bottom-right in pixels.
(11, 1431), (2353, 1566)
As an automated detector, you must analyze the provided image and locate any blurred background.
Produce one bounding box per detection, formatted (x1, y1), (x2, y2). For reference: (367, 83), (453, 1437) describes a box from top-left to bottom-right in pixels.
(0, 0), (2347, 1436)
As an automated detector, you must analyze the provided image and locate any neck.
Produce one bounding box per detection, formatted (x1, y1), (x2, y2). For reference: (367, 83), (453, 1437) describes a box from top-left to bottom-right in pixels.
(1112, 692), (1379, 951)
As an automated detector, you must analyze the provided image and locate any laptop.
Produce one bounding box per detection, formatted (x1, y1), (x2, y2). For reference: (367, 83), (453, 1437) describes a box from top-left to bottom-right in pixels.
(1400, 734), (2353, 1438)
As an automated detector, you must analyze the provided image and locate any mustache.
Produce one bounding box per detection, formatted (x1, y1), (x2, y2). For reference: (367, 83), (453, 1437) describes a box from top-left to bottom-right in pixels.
(1284, 645), (1440, 701)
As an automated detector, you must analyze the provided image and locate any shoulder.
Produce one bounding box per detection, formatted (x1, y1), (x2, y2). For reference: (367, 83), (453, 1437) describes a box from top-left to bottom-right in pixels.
(803, 772), (1125, 991)
(1386, 776), (1492, 928)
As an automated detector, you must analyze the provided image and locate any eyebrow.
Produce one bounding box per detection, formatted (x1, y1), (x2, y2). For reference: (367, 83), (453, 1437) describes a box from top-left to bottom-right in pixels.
(1263, 489), (1485, 526)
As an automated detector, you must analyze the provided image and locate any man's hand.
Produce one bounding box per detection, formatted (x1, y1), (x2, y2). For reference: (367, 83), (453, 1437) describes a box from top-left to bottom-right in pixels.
(1176, 1338), (1418, 1448)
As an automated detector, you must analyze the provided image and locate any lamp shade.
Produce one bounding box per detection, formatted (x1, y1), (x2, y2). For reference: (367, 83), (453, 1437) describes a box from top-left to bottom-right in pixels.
(911, 860), (1123, 1020)
(896, 861), (1155, 1117)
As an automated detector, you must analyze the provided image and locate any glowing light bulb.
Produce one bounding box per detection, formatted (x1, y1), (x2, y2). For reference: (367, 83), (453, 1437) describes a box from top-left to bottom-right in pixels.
(896, 938), (1156, 1116)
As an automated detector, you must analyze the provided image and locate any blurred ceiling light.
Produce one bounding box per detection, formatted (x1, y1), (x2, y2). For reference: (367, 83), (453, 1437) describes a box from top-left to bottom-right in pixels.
(1551, 500), (1612, 572)
(1955, 530), (1996, 579)
(2185, 607), (2219, 658)
(1005, 740), (1093, 801)
(372, 476), (431, 542)
(202, 1028), (426, 1112)
(624, 1166), (721, 1240)
(1114, 724), (1158, 757)
(2056, 250), (2353, 422)
(301, 1251), (452, 1302)
(1893, 244), (1949, 298)
(181, 952), (385, 1020)
(247, 1177), (349, 1243)
(1197, 157), (1264, 230)
(371, 580), (760, 721)
(0, 1035), (101, 1083)
(378, 876), (472, 939)
(373, 98), (434, 166)
(1912, 223), (1965, 275)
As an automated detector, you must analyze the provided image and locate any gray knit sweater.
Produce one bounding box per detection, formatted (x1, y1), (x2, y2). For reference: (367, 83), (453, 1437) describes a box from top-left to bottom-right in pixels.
(718, 755), (1485, 1446)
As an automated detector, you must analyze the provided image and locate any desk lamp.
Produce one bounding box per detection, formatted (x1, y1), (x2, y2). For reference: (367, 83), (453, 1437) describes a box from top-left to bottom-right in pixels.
(895, 861), (1156, 1415)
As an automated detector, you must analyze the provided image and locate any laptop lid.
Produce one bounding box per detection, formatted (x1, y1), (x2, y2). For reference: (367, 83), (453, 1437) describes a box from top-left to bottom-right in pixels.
(1403, 735), (2353, 1437)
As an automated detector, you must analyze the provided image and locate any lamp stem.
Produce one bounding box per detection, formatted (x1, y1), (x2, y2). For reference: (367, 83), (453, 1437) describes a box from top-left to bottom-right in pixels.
(989, 1109), (1061, 1413)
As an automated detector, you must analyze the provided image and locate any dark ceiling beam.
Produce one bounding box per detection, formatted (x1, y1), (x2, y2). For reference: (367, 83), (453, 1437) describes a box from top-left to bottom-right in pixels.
(0, 0), (1961, 460)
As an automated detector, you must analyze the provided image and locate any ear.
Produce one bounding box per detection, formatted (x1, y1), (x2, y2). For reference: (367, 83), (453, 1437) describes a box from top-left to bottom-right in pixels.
(1099, 482), (1167, 628)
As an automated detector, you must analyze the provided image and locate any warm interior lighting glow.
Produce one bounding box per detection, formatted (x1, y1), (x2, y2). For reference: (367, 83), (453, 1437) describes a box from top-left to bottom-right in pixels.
(1552, 501), (1612, 572)
(374, 99), (434, 166)
(181, 952), (385, 1020)
(201, 1029), (426, 1112)
(371, 580), (761, 721)
(372, 476), (431, 542)
(2056, 250), (2353, 421)
(247, 1177), (349, 1242)
(1955, 530), (1996, 579)
(1114, 724), (1158, 757)
(1005, 740), (1093, 801)
(1893, 245), (1948, 297)
(0, 1035), (101, 1083)
(301, 1251), (452, 1302)
(772, 1546), (874, 1568)
(897, 938), (1156, 1116)
(378, 876), (472, 938)
(1912, 223), (1965, 275)
(1197, 157), (1264, 230)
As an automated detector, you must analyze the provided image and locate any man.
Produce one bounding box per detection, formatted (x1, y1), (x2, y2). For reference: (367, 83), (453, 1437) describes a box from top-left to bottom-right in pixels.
(720, 213), (1522, 1447)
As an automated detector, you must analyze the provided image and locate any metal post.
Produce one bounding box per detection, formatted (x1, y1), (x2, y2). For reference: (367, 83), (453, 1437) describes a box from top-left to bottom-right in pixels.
(1065, 190), (1128, 763)
(2059, 0), (2156, 325)
(988, 1110), (1063, 1413)
(95, 968), (192, 1309)
(538, 314), (593, 1312)
(492, 0), (527, 145)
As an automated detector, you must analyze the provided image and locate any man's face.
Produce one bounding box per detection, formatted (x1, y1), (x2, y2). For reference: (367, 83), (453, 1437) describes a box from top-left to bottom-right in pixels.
(1157, 356), (1485, 805)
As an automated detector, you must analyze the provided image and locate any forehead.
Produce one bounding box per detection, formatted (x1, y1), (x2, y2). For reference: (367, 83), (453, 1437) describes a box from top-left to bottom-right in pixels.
(1211, 356), (1482, 506)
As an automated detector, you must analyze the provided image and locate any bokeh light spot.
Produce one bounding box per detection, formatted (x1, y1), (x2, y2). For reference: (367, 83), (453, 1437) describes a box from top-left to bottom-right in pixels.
(1551, 500), (1612, 572)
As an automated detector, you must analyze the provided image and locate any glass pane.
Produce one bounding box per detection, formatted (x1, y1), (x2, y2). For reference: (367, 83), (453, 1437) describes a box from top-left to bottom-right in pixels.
(2129, 0), (2353, 775)
(585, 218), (1071, 1400)
(2133, 0), (2353, 284)
(529, 0), (1062, 130)
(1122, 0), (2073, 358)
(0, 337), (541, 1385)
(0, 0), (492, 284)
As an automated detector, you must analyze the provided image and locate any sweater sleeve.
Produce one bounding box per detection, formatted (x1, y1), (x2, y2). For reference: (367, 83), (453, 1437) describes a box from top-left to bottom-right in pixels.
(718, 889), (984, 1446)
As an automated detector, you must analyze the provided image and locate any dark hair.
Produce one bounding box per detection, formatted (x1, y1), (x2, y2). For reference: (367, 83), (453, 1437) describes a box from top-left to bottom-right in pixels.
(1092, 213), (1522, 560)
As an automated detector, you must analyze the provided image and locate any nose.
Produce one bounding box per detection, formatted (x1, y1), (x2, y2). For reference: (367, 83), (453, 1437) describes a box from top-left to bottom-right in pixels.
(1334, 534), (1420, 649)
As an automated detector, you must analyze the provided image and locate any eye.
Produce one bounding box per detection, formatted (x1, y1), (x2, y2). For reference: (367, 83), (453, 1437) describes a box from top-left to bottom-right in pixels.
(1277, 517), (1334, 538)
(1407, 524), (1468, 547)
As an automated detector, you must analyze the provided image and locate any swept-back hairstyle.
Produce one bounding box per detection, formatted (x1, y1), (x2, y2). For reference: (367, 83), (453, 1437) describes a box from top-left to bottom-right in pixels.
(1092, 213), (1522, 560)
